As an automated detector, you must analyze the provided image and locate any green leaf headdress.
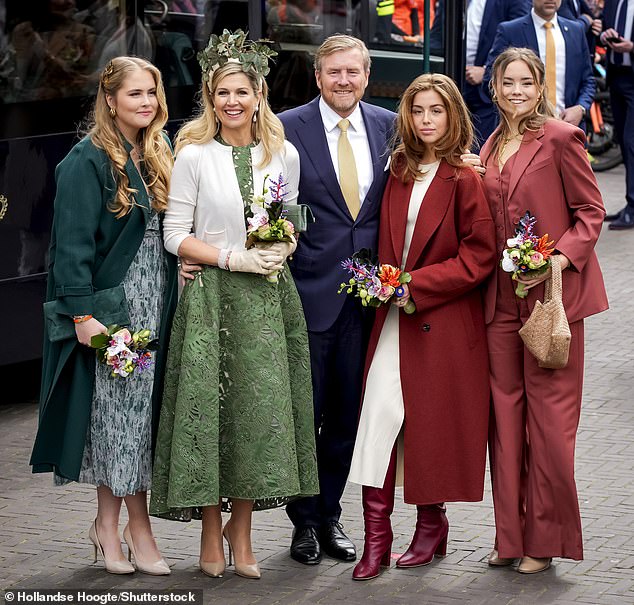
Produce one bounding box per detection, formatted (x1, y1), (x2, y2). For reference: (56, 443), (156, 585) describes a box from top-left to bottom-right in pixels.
(198, 29), (278, 83)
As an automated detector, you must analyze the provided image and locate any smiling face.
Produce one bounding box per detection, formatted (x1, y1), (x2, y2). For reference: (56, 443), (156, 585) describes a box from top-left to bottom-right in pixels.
(532, 0), (562, 21)
(212, 71), (260, 144)
(497, 59), (541, 123)
(107, 68), (158, 142)
(315, 48), (369, 118)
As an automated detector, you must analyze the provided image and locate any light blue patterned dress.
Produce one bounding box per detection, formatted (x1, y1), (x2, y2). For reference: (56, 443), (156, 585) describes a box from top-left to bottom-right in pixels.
(56, 212), (167, 497)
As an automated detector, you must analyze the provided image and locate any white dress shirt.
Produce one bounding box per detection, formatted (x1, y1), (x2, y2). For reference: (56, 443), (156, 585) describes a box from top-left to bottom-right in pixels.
(532, 9), (567, 115)
(466, 0), (488, 66)
(319, 96), (373, 208)
(164, 139), (300, 255)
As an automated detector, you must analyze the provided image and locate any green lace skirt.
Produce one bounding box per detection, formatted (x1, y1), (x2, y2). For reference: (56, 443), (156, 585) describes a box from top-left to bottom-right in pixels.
(150, 266), (318, 520)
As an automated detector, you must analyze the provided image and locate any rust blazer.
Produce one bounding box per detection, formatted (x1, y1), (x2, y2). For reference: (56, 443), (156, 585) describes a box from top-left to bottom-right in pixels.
(480, 119), (609, 324)
(365, 160), (497, 504)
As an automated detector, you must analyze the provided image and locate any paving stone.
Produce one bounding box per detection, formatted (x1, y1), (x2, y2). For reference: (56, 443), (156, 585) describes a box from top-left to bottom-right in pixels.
(1, 167), (634, 604)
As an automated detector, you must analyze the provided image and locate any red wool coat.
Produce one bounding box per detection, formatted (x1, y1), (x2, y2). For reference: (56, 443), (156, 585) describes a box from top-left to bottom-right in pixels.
(364, 160), (497, 504)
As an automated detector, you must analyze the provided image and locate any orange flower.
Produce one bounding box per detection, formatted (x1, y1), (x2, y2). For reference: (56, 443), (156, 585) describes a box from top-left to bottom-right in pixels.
(534, 234), (555, 259)
(378, 264), (402, 288)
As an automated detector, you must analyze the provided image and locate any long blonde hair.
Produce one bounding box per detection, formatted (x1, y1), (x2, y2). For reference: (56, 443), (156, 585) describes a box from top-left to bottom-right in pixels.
(392, 73), (473, 182)
(489, 47), (556, 156)
(89, 56), (173, 218)
(175, 61), (284, 167)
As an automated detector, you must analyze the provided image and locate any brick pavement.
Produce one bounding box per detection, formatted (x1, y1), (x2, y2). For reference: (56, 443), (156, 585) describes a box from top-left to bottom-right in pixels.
(1, 167), (633, 605)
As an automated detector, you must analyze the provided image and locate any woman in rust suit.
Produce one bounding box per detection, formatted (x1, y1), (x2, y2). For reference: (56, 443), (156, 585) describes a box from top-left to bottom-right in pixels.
(480, 47), (608, 574)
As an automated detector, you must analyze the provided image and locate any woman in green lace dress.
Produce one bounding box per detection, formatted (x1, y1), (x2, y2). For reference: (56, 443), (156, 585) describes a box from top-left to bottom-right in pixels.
(150, 38), (318, 579)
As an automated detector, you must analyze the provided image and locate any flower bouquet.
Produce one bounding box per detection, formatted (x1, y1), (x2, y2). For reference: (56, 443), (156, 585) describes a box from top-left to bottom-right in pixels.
(501, 211), (555, 298)
(246, 172), (296, 283)
(338, 248), (416, 314)
(90, 325), (159, 378)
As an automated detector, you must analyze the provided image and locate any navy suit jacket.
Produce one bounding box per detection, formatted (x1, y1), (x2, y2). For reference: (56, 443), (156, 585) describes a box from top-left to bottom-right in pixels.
(559, 0), (594, 31)
(484, 14), (595, 113)
(279, 98), (395, 333)
(602, 0), (634, 76)
(463, 0), (532, 107)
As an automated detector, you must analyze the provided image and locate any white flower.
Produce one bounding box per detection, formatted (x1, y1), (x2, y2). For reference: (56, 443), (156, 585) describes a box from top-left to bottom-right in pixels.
(106, 332), (132, 357)
(501, 250), (516, 273)
(506, 237), (520, 248)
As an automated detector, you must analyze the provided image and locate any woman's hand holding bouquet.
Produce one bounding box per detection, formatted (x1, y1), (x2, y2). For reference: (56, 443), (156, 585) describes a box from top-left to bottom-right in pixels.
(338, 249), (416, 314)
(501, 211), (557, 298)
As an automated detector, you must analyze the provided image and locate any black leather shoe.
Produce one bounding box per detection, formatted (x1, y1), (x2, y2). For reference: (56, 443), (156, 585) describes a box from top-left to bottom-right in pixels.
(609, 207), (634, 230)
(319, 523), (357, 561)
(290, 526), (322, 565)
(604, 208), (625, 222)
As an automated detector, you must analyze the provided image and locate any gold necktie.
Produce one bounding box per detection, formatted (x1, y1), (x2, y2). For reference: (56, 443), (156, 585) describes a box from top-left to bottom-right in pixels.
(544, 21), (557, 107)
(337, 118), (360, 220)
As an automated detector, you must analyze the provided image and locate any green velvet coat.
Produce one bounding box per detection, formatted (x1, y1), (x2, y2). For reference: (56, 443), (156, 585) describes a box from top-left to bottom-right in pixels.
(30, 136), (178, 480)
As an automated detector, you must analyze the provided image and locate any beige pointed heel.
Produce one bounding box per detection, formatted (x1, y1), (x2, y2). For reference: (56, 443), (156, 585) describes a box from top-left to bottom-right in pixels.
(223, 528), (260, 579)
(89, 520), (135, 574)
(199, 558), (226, 578)
(123, 525), (171, 575)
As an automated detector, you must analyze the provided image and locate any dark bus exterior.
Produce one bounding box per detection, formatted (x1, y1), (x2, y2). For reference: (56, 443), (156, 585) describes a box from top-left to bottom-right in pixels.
(0, 0), (465, 366)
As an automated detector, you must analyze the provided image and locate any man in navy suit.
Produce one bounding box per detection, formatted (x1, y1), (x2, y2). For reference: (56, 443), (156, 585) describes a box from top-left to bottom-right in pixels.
(559, 0), (601, 35)
(484, 0), (595, 131)
(462, 0), (531, 148)
(600, 0), (634, 229)
(559, 0), (602, 56)
(279, 35), (395, 565)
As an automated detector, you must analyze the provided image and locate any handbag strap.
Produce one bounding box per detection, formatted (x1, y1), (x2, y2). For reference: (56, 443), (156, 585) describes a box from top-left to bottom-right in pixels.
(544, 255), (563, 303)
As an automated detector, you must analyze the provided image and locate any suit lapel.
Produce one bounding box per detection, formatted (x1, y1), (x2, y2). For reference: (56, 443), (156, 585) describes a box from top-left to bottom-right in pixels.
(507, 127), (544, 203)
(476, 0), (497, 64)
(559, 17), (574, 107)
(388, 175), (411, 267)
(125, 157), (151, 224)
(402, 160), (456, 272)
(523, 16), (539, 49)
(292, 98), (351, 218)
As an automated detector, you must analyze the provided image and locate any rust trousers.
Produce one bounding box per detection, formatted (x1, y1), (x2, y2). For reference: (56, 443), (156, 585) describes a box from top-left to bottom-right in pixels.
(487, 275), (585, 560)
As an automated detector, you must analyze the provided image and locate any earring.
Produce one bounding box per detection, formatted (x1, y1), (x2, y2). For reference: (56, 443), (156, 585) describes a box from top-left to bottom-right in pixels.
(252, 108), (258, 123)
(109, 106), (116, 118)
(491, 93), (498, 103)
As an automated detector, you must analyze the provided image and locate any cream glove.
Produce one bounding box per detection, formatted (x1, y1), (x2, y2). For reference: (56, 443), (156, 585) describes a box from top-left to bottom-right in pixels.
(263, 235), (297, 261)
(227, 247), (284, 275)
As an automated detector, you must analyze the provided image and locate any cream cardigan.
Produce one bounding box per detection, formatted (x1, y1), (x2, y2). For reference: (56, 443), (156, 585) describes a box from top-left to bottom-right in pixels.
(164, 138), (300, 256)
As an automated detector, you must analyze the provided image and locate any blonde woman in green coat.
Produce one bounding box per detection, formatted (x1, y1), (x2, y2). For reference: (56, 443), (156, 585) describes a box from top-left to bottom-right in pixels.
(30, 57), (178, 575)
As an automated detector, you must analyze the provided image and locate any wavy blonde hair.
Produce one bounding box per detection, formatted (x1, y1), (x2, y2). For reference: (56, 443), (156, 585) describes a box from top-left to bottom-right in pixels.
(489, 47), (556, 157)
(175, 61), (284, 167)
(89, 56), (173, 218)
(392, 73), (473, 182)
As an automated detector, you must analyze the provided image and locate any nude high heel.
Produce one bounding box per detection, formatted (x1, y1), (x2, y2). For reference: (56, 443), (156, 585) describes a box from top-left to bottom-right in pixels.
(123, 525), (171, 575)
(198, 558), (226, 578)
(223, 527), (261, 579)
(89, 520), (135, 574)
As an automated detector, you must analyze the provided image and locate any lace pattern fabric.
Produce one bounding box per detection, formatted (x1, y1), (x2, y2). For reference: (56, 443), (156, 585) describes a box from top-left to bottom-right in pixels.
(55, 212), (167, 496)
(150, 266), (318, 519)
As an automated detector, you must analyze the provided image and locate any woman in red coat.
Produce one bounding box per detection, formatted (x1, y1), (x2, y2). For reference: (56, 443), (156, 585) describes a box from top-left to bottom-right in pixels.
(480, 48), (608, 574)
(348, 73), (497, 581)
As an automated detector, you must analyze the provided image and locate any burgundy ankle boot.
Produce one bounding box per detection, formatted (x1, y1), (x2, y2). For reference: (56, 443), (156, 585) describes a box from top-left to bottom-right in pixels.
(395, 504), (448, 568)
(352, 449), (397, 581)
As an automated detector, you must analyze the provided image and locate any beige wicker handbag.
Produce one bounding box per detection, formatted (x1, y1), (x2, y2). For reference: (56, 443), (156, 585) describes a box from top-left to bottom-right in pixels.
(518, 255), (571, 369)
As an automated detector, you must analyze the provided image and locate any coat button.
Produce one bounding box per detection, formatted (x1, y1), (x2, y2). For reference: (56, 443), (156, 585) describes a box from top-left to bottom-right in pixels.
(421, 323), (431, 332)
